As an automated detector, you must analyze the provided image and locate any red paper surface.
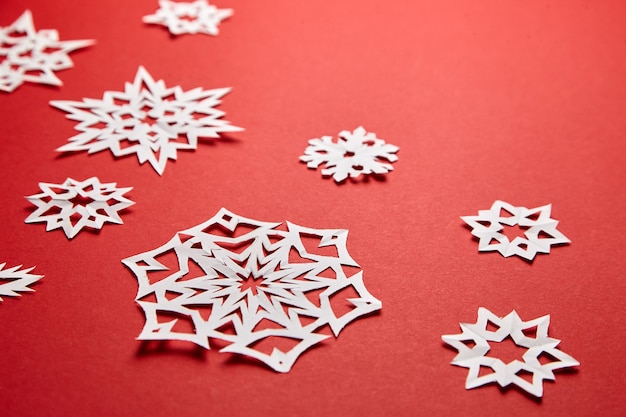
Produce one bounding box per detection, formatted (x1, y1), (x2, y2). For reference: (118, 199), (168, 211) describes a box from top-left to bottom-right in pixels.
(1, 0), (625, 415)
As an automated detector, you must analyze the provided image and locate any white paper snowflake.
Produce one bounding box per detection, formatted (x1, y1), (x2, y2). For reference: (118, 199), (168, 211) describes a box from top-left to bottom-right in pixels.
(51, 66), (242, 175)
(0, 263), (43, 301)
(442, 308), (579, 397)
(25, 177), (134, 239)
(0, 10), (93, 93)
(300, 126), (399, 182)
(122, 208), (381, 372)
(143, 0), (233, 36)
(461, 200), (570, 261)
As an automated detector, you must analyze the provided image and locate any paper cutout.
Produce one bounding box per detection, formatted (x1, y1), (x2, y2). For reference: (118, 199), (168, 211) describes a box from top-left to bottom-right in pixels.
(442, 308), (579, 397)
(0, 10), (93, 93)
(300, 126), (399, 182)
(50, 66), (243, 175)
(0, 263), (43, 301)
(25, 177), (134, 239)
(123, 208), (381, 372)
(143, 0), (233, 36)
(461, 200), (570, 260)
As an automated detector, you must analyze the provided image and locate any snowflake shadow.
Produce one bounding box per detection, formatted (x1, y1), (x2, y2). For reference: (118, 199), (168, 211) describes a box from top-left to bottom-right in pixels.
(135, 340), (208, 362)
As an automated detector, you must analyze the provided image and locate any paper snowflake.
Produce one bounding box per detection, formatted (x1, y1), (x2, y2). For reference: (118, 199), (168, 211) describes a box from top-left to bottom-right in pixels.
(143, 0), (233, 36)
(461, 200), (570, 261)
(442, 308), (579, 397)
(51, 66), (242, 175)
(122, 208), (381, 372)
(25, 177), (134, 239)
(300, 126), (399, 182)
(0, 263), (43, 301)
(0, 10), (93, 93)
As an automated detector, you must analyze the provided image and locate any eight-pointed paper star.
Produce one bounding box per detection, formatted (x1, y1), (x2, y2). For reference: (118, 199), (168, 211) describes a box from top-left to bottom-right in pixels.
(442, 307), (579, 398)
(51, 66), (243, 175)
(300, 126), (399, 182)
(461, 200), (570, 261)
(0, 10), (93, 93)
(25, 177), (134, 239)
(0, 263), (43, 301)
(143, 0), (233, 36)
(122, 208), (382, 372)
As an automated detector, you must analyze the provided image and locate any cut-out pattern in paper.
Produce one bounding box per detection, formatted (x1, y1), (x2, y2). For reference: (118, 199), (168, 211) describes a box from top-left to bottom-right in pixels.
(0, 10), (93, 93)
(25, 177), (134, 239)
(0, 263), (43, 301)
(442, 308), (579, 398)
(143, 0), (233, 36)
(461, 200), (570, 261)
(300, 126), (399, 182)
(122, 208), (381, 372)
(51, 66), (242, 175)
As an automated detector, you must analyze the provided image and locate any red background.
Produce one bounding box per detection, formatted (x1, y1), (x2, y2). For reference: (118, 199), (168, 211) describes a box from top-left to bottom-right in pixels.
(1, 0), (625, 416)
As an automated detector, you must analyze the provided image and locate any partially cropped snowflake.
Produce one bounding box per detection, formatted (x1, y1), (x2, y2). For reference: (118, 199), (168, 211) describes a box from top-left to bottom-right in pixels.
(143, 0), (233, 36)
(25, 177), (134, 239)
(122, 208), (381, 372)
(0, 10), (93, 93)
(300, 126), (399, 182)
(51, 66), (242, 175)
(0, 263), (43, 301)
(461, 200), (570, 261)
(442, 308), (579, 397)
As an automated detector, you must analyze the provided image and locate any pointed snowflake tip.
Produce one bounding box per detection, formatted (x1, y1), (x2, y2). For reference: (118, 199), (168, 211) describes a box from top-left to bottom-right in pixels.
(300, 126), (399, 183)
(442, 308), (579, 397)
(25, 177), (134, 239)
(50, 66), (242, 175)
(123, 208), (381, 372)
(0, 263), (43, 301)
(143, 0), (233, 36)
(0, 10), (93, 93)
(461, 200), (570, 261)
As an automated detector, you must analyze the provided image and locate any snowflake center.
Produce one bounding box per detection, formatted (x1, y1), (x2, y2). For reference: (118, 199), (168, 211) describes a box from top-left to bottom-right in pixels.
(70, 194), (95, 207)
(137, 106), (161, 127)
(178, 14), (198, 22)
(501, 224), (529, 241)
(344, 151), (355, 157)
(486, 336), (527, 364)
(238, 274), (266, 296)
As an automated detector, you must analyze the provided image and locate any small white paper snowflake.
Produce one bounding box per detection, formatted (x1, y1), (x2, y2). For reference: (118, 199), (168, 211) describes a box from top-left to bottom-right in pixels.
(442, 308), (579, 397)
(143, 0), (233, 36)
(25, 177), (134, 239)
(0, 10), (93, 93)
(300, 126), (399, 182)
(0, 263), (43, 301)
(123, 208), (381, 372)
(461, 200), (570, 261)
(51, 66), (242, 175)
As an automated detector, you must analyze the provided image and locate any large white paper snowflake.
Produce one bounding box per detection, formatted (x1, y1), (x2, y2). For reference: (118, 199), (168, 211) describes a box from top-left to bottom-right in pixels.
(51, 66), (242, 175)
(300, 126), (399, 182)
(25, 177), (134, 239)
(0, 10), (93, 93)
(0, 263), (43, 301)
(143, 0), (233, 36)
(122, 208), (381, 372)
(442, 308), (579, 397)
(461, 200), (570, 261)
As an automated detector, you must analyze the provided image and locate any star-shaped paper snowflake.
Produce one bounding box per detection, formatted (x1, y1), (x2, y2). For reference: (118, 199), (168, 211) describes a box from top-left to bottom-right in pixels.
(51, 66), (242, 175)
(25, 177), (134, 239)
(0, 263), (43, 301)
(442, 308), (579, 397)
(0, 10), (93, 93)
(461, 200), (570, 261)
(300, 126), (399, 182)
(123, 208), (381, 372)
(143, 0), (233, 36)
